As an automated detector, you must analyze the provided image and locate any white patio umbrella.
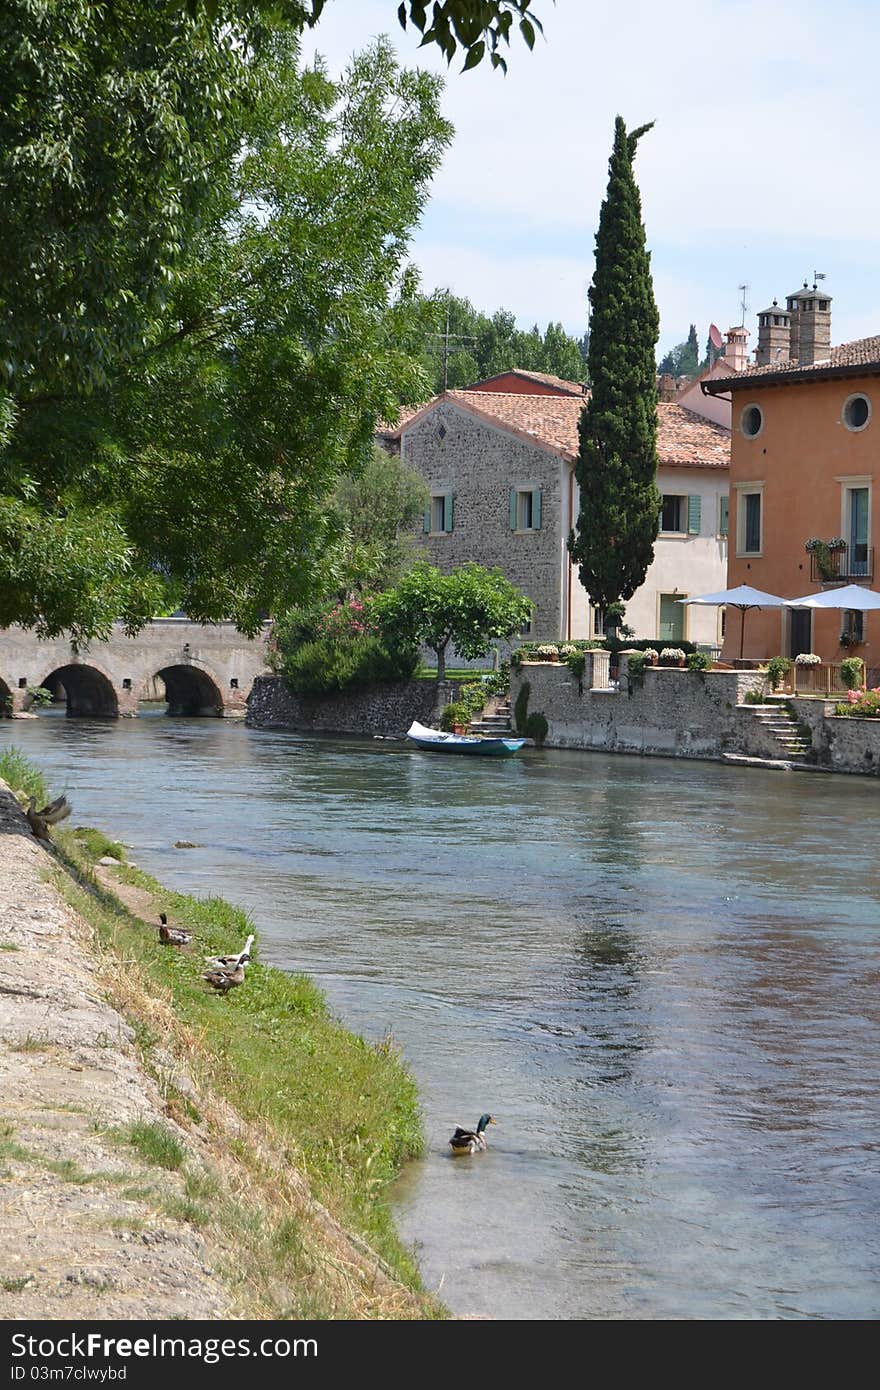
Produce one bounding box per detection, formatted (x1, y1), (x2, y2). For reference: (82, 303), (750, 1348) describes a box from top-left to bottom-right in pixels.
(678, 583), (787, 658)
(784, 584), (880, 611)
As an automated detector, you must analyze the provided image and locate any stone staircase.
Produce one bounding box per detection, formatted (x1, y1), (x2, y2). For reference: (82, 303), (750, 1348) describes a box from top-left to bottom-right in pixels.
(468, 696), (513, 737)
(742, 703), (813, 762)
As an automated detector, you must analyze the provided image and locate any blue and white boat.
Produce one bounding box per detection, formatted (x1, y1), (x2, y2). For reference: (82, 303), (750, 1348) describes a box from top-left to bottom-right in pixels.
(406, 721), (525, 758)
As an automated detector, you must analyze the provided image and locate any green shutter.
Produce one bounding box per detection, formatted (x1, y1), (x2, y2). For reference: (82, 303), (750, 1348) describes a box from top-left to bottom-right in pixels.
(687, 495), (701, 535)
(532, 487), (542, 530)
(719, 495), (729, 536)
(444, 492), (454, 533)
(424, 506), (431, 534)
(509, 488), (518, 530)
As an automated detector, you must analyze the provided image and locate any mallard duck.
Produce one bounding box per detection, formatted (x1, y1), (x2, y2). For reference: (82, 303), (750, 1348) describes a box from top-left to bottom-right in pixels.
(202, 961), (246, 993)
(449, 1113), (496, 1156)
(204, 934), (255, 969)
(158, 912), (192, 947)
(25, 794), (71, 842)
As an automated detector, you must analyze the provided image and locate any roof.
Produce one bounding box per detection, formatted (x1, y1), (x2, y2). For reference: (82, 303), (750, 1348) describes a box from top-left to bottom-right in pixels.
(704, 334), (880, 393)
(390, 390), (730, 470)
(467, 369), (586, 397)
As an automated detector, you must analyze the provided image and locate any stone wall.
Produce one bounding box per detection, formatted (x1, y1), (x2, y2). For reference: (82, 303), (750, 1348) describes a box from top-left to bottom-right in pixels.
(792, 697), (880, 775)
(511, 661), (766, 760)
(402, 401), (565, 638)
(246, 675), (461, 737)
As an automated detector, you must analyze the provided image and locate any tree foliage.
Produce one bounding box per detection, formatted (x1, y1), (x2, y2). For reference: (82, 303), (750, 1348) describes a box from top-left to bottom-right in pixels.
(569, 116), (659, 612)
(1, 11), (451, 638)
(329, 446), (429, 599)
(410, 292), (585, 394)
(183, 0), (546, 73)
(372, 561), (531, 680)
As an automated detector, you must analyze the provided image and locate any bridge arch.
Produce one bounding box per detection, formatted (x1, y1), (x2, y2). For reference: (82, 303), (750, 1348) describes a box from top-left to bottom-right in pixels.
(152, 663), (224, 717)
(41, 663), (119, 718)
(0, 674), (12, 716)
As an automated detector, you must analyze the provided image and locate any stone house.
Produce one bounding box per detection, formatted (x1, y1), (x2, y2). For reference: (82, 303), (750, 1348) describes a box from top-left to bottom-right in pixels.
(703, 286), (880, 664)
(384, 375), (730, 647)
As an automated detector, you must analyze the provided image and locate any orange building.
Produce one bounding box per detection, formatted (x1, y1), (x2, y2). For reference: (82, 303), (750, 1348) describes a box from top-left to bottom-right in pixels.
(704, 288), (880, 665)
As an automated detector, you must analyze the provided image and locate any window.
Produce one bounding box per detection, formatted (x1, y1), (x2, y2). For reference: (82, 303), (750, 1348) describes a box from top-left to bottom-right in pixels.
(520, 608), (534, 637)
(719, 495), (729, 537)
(736, 488), (763, 555)
(592, 606), (606, 638)
(660, 495), (684, 532)
(740, 404), (763, 438)
(843, 393), (871, 432)
(425, 493), (453, 534)
(509, 487), (542, 532)
(661, 494), (701, 534)
(841, 609), (864, 645)
(846, 485), (870, 575)
(720, 607), (727, 640)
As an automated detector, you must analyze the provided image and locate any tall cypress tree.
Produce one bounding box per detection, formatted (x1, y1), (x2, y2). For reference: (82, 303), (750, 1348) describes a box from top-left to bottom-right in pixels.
(569, 117), (659, 614)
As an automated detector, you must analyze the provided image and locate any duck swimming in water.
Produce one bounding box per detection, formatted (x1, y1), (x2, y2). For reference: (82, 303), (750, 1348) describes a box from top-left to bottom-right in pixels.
(449, 1114), (496, 1156)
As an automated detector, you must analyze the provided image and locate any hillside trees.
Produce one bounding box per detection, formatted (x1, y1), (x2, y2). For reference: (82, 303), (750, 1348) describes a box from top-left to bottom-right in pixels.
(1, 10), (450, 638)
(412, 294), (585, 393)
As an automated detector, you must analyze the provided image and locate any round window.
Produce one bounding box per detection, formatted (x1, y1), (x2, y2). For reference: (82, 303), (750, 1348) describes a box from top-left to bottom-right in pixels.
(740, 404), (763, 438)
(843, 393), (871, 432)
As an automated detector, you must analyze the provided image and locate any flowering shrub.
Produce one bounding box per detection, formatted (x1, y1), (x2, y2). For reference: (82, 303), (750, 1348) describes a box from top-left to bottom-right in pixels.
(643, 648), (658, 661)
(559, 643), (577, 657)
(794, 652), (821, 665)
(535, 643), (560, 660)
(316, 599), (374, 641)
(659, 647), (685, 663)
(805, 537), (846, 552)
(836, 688), (880, 717)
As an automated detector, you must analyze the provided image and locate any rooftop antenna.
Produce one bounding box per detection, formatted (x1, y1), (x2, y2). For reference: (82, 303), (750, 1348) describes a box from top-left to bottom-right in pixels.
(737, 282), (749, 327)
(426, 294), (476, 390)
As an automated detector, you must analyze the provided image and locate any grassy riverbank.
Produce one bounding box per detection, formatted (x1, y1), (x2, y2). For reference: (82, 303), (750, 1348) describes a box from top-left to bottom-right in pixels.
(1, 748), (442, 1319)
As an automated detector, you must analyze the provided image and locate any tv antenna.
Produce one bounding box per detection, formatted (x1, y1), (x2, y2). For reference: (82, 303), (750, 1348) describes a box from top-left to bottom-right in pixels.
(737, 282), (750, 327)
(426, 296), (476, 390)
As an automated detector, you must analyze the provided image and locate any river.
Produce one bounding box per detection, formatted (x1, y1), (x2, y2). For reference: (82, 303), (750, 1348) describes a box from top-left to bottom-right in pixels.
(3, 712), (879, 1319)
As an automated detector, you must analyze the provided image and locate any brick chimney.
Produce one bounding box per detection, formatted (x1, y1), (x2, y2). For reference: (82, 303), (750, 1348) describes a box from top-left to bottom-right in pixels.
(755, 300), (792, 367)
(722, 324), (750, 372)
(785, 282), (832, 365)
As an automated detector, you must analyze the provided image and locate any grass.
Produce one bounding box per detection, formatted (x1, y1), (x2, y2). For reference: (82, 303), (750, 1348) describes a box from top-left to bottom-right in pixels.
(72, 827), (126, 863)
(414, 666), (480, 681)
(0, 746), (48, 803)
(45, 828), (439, 1318)
(0, 1276), (33, 1293)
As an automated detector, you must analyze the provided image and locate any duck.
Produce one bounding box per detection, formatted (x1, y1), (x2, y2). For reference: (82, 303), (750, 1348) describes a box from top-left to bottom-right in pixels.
(202, 961), (246, 993)
(158, 912), (192, 947)
(25, 794), (71, 842)
(449, 1113), (496, 1156)
(204, 934), (255, 969)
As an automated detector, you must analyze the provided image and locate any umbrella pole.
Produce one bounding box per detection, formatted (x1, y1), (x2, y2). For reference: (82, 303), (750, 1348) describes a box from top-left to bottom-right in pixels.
(740, 607), (745, 660)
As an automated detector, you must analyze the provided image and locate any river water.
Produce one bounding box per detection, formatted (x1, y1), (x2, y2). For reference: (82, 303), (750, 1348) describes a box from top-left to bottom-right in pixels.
(3, 713), (879, 1319)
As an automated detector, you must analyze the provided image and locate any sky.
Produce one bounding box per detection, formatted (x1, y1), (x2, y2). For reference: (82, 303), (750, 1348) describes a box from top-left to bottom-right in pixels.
(303, 0), (880, 358)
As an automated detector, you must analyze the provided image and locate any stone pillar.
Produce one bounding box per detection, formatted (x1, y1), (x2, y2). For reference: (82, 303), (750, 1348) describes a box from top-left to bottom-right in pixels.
(588, 649), (611, 689)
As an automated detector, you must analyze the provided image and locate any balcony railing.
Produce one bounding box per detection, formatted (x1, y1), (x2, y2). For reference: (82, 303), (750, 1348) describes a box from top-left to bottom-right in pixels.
(809, 544), (873, 583)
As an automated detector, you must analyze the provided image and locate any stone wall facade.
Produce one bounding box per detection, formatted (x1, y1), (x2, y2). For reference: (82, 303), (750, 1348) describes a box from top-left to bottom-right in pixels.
(246, 675), (461, 737)
(791, 697), (880, 775)
(402, 401), (565, 638)
(512, 661), (766, 760)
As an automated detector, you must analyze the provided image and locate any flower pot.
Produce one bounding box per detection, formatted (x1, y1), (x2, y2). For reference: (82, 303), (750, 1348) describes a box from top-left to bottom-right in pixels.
(677, 658), (686, 667)
(452, 723), (469, 735)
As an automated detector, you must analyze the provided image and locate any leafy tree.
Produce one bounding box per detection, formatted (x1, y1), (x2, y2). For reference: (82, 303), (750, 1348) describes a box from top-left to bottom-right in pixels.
(681, 323), (700, 377)
(274, 599), (419, 695)
(330, 446), (429, 598)
(413, 293), (585, 395)
(372, 561), (531, 681)
(185, 1), (546, 72)
(1, 17), (450, 639)
(569, 116), (659, 613)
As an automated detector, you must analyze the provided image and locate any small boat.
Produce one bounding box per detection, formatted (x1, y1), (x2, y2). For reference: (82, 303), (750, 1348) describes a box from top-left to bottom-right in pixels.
(406, 721), (525, 758)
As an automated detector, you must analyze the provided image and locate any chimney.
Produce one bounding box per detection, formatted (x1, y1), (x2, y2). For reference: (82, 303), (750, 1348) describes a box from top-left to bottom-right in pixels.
(786, 281), (832, 366)
(755, 300), (792, 367)
(722, 325), (750, 372)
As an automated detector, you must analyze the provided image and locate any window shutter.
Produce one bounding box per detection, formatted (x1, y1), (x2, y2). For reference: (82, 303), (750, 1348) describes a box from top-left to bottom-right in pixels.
(719, 496), (729, 536)
(687, 495), (701, 535)
(509, 488), (518, 531)
(532, 487), (542, 530)
(424, 506), (431, 534)
(444, 492), (454, 533)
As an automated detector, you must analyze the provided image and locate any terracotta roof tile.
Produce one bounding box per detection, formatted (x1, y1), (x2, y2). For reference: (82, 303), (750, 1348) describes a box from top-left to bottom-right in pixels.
(396, 391), (729, 469)
(707, 334), (880, 391)
(469, 369), (586, 396)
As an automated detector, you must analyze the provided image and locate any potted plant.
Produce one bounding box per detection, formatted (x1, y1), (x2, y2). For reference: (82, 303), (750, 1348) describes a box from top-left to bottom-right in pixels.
(765, 655), (792, 691)
(660, 647), (686, 667)
(643, 647), (659, 665)
(535, 643), (560, 662)
(440, 701), (471, 734)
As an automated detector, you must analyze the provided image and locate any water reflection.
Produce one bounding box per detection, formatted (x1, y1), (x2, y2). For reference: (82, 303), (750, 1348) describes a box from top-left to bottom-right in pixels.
(2, 716), (879, 1319)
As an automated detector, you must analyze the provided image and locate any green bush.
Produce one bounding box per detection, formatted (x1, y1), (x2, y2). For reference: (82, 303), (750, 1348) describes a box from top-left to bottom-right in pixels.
(439, 701), (471, 731)
(686, 652), (712, 672)
(459, 682), (489, 717)
(766, 656), (792, 691)
(524, 711), (548, 744)
(626, 652), (648, 687)
(282, 634), (418, 696)
(840, 657), (865, 691)
(566, 651), (587, 682)
(743, 689), (768, 705)
(513, 679), (531, 733)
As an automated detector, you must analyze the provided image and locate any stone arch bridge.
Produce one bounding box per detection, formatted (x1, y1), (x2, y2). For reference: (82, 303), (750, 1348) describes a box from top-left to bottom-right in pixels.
(0, 620), (270, 718)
